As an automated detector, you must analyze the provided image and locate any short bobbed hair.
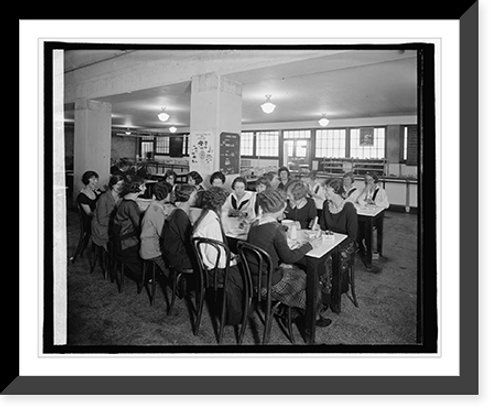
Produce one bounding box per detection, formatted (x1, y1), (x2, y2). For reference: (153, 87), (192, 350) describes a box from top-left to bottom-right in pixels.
(255, 176), (270, 189)
(120, 176), (145, 197)
(285, 179), (309, 200)
(257, 189), (287, 214)
(81, 170), (99, 185)
(152, 181), (172, 201)
(200, 186), (229, 211)
(324, 178), (344, 195)
(231, 176), (247, 190)
(174, 184), (196, 203)
(210, 171), (226, 185)
(187, 170), (203, 185)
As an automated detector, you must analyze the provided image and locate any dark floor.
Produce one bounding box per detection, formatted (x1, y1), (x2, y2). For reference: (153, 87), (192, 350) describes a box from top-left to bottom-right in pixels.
(65, 208), (418, 348)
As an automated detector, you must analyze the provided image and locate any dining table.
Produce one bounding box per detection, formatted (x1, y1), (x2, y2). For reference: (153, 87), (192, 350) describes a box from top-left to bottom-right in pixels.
(354, 204), (386, 269)
(220, 213), (347, 345)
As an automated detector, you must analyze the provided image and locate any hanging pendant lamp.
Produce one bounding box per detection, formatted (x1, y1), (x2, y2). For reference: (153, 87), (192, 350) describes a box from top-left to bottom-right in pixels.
(260, 95), (276, 114)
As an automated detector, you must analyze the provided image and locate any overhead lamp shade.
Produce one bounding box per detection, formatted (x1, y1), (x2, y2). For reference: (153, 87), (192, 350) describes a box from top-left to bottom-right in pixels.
(318, 114), (330, 127)
(158, 108), (170, 122)
(169, 126), (177, 133)
(260, 95), (276, 114)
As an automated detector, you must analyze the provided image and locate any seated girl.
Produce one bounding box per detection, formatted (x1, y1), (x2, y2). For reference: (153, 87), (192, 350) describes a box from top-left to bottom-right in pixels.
(192, 187), (245, 325)
(283, 179), (317, 230)
(247, 189), (331, 327)
(342, 171), (360, 204)
(320, 178), (358, 305)
(221, 176), (257, 222)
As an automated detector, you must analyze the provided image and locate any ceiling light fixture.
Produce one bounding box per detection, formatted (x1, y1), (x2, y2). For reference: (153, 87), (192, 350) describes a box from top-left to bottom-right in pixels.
(318, 113), (330, 127)
(169, 126), (177, 133)
(125, 128), (132, 135)
(157, 107), (170, 122)
(260, 95), (276, 114)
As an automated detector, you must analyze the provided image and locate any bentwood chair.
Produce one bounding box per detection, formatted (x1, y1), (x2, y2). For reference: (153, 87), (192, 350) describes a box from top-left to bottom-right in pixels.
(236, 240), (295, 344)
(346, 254), (359, 308)
(70, 204), (92, 264)
(191, 236), (250, 344)
(166, 264), (195, 315)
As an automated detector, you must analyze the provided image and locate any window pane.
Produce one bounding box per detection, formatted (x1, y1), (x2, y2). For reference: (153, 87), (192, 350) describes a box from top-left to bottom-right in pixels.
(256, 131), (279, 157)
(315, 129), (346, 158)
(350, 127), (385, 159)
(241, 132), (254, 156)
(156, 136), (169, 154)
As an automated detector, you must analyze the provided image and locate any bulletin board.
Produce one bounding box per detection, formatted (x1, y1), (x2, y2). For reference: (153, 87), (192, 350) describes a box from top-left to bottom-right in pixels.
(219, 132), (240, 175)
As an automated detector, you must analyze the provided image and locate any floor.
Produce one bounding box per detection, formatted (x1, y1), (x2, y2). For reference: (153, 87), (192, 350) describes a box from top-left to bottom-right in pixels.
(64, 208), (419, 350)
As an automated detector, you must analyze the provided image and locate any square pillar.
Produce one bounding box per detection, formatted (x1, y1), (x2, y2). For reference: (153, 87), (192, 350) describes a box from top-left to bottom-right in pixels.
(190, 72), (242, 189)
(73, 99), (112, 202)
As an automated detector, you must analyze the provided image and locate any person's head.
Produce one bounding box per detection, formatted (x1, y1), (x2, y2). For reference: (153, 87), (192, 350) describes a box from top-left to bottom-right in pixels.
(120, 176), (146, 198)
(343, 171), (355, 188)
(278, 167), (290, 183)
(257, 189), (287, 219)
(364, 171), (379, 185)
(324, 178), (344, 203)
(264, 171), (280, 189)
(285, 179), (309, 202)
(174, 184), (198, 206)
(108, 173), (126, 193)
(82, 170), (99, 188)
(210, 171), (226, 187)
(187, 171), (203, 187)
(199, 186), (229, 214)
(231, 176), (247, 197)
(255, 177), (271, 193)
(308, 170), (317, 181)
(164, 169), (177, 186)
(152, 181), (172, 202)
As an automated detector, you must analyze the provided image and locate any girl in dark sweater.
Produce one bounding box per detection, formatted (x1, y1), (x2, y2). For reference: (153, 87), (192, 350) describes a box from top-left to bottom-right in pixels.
(320, 178), (358, 306)
(247, 189), (331, 327)
(283, 179), (317, 230)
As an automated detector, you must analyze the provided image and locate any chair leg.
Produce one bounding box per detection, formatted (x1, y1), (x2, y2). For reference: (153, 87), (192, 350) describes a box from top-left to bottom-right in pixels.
(286, 306), (296, 344)
(194, 285), (205, 336)
(70, 232), (88, 263)
(90, 244), (98, 274)
(350, 264), (359, 308)
(167, 271), (180, 316)
(150, 265), (157, 306)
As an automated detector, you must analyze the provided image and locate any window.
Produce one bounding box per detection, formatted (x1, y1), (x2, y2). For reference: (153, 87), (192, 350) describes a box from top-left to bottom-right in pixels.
(256, 131), (279, 157)
(240, 132), (254, 156)
(403, 126), (408, 161)
(141, 140), (154, 159)
(155, 136), (169, 154)
(350, 127), (386, 158)
(315, 129), (346, 158)
(283, 130), (311, 139)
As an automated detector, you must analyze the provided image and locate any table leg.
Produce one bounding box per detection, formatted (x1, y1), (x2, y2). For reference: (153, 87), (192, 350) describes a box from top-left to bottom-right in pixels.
(364, 217), (374, 268)
(305, 257), (320, 345)
(376, 212), (384, 256)
(330, 249), (342, 314)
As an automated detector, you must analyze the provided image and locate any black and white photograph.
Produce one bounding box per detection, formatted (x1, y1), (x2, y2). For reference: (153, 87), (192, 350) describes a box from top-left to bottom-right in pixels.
(44, 42), (437, 353)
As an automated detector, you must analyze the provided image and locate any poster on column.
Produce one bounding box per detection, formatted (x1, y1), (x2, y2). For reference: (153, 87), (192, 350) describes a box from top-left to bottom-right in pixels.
(219, 132), (240, 175)
(190, 131), (214, 179)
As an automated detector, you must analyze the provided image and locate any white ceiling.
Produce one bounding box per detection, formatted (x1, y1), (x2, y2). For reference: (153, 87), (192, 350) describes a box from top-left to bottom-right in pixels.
(64, 48), (418, 131)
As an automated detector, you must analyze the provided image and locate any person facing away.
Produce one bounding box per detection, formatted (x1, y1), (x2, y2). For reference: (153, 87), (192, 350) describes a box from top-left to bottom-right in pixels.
(139, 181), (173, 278)
(283, 179), (317, 230)
(91, 173), (125, 249)
(221, 176), (256, 222)
(192, 186), (244, 325)
(247, 189), (331, 327)
(112, 176), (147, 283)
(161, 184), (198, 271)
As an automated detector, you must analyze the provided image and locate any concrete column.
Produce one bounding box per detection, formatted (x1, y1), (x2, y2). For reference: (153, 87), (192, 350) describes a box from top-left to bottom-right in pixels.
(386, 124), (402, 176)
(190, 72), (242, 189)
(73, 99), (112, 202)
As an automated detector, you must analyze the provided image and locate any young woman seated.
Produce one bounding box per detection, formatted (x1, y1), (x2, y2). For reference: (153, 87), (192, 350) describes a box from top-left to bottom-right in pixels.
(246, 189), (332, 328)
(139, 181), (173, 278)
(77, 170), (103, 232)
(320, 178), (358, 306)
(283, 179), (318, 230)
(221, 176), (257, 222)
(342, 171), (360, 204)
(112, 176), (147, 284)
(192, 186), (245, 326)
(304, 170), (325, 219)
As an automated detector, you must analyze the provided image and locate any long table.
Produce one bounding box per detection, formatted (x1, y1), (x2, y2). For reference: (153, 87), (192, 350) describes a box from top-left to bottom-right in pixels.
(221, 214), (346, 344)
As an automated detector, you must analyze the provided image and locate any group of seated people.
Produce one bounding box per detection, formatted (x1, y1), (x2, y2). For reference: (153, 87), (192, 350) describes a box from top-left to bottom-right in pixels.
(74, 165), (390, 334)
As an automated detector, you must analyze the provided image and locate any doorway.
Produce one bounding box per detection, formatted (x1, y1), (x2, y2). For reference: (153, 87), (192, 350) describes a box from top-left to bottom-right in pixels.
(283, 138), (311, 175)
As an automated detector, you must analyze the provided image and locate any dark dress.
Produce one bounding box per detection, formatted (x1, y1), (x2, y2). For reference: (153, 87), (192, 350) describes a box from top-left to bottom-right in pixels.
(319, 200), (358, 302)
(113, 199), (143, 281)
(76, 190), (99, 232)
(284, 198), (317, 230)
(162, 208), (195, 270)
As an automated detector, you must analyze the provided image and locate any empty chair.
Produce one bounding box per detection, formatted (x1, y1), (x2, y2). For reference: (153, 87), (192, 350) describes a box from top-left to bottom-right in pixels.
(236, 240), (295, 344)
